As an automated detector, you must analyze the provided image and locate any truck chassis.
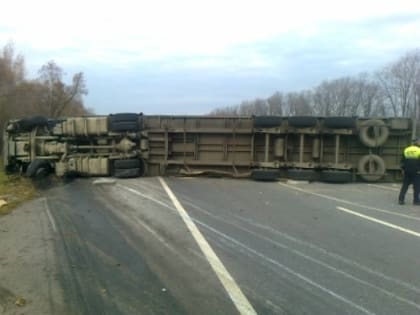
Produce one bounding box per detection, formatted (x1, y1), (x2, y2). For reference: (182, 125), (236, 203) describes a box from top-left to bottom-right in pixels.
(2, 114), (413, 182)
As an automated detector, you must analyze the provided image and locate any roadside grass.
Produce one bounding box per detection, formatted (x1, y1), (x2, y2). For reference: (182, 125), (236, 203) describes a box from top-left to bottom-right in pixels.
(0, 162), (36, 215)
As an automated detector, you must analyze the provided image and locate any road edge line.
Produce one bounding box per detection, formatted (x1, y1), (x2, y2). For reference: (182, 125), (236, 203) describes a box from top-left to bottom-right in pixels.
(158, 177), (257, 315)
(43, 198), (57, 233)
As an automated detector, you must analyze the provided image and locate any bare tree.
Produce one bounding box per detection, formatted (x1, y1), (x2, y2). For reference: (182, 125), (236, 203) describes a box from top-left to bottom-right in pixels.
(38, 61), (88, 117)
(0, 43), (91, 152)
(267, 92), (284, 115)
(286, 91), (313, 115)
(376, 49), (420, 117)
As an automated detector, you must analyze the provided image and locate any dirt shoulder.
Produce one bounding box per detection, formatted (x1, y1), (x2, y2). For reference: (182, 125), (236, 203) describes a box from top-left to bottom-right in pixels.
(0, 197), (65, 315)
(0, 162), (36, 215)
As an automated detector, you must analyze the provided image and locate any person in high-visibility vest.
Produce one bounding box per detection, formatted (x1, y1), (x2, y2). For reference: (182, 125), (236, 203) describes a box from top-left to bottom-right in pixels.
(398, 139), (420, 205)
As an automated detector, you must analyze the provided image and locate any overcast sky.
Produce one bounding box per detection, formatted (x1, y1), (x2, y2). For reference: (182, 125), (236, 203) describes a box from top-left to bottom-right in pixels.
(1, 0), (420, 114)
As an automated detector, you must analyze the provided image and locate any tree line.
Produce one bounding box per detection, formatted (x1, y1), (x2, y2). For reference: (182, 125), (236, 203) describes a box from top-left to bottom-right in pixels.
(210, 49), (420, 119)
(0, 42), (90, 152)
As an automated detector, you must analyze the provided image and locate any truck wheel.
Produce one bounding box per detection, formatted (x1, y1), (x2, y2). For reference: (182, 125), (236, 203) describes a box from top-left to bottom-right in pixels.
(26, 159), (51, 179)
(323, 117), (355, 129)
(109, 113), (139, 123)
(358, 120), (389, 148)
(287, 169), (319, 181)
(288, 116), (317, 128)
(251, 169), (279, 181)
(320, 170), (353, 183)
(358, 154), (386, 182)
(109, 121), (139, 132)
(254, 116), (282, 128)
(114, 159), (140, 169)
(17, 116), (48, 131)
(109, 113), (139, 132)
(114, 168), (141, 178)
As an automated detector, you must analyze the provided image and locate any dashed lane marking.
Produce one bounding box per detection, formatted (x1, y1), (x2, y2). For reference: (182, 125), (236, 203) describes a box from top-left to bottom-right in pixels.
(158, 177), (257, 315)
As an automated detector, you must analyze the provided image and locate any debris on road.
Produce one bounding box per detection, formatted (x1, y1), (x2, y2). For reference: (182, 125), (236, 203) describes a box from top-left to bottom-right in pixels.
(0, 200), (7, 208)
(15, 297), (26, 307)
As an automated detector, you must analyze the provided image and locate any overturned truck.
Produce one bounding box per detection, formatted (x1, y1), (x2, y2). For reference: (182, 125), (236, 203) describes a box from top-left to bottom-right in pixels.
(2, 114), (414, 182)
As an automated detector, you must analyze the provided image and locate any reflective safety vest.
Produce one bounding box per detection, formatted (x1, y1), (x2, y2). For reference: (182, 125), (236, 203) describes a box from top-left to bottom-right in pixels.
(404, 145), (420, 159)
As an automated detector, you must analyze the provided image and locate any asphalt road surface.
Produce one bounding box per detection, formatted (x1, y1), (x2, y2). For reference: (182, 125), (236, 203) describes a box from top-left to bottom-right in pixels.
(41, 177), (420, 315)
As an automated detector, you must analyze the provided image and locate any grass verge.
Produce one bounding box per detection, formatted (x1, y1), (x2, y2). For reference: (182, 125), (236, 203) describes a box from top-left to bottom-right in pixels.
(0, 161), (36, 215)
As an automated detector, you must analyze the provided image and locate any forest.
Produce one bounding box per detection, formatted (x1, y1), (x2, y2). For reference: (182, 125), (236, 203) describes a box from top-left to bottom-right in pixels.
(0, 42), (90, 151)
(211, 49), (420, 119)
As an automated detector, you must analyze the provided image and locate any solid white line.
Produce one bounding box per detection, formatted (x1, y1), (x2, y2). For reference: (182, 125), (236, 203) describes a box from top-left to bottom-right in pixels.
(336, 206), (420, 238)
(43, 198), (57, 233)
(279, 183), (420, 221)
(158, 177), (257, 315)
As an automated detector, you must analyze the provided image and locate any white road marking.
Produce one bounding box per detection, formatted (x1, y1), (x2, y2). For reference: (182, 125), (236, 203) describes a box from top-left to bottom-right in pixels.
(43, 198), (57, 232)
(234, 215), (420, 295)
(197, 218), (376, 315)
(336, 206), (420, 238)
(158, 177), (257, 315)
(117, 184), (174, 210)
(367, 183), (401, 192)
(177, 192), (420, 294)
(279, 183), (420, 221)
(119, 182), (377, 313)
(179, 197), (420, 310)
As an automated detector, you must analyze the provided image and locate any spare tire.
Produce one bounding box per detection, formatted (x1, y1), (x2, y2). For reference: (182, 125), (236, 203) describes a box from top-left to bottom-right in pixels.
(254, 116), (282, 128)
(320, 170), (353, 183)
(251, 169), (279, 181)
(358, 120), (389, 148)
(324, 117), (355, 129)
(358, 154), (386, 182)
(288, 116), (317, 128)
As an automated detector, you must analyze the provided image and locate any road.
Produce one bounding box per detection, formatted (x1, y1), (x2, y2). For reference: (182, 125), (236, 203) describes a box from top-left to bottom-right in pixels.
(38, 177), (420, 314)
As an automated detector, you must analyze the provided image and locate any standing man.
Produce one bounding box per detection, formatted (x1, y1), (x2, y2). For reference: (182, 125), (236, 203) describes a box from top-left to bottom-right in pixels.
(398, 138), (420, 205)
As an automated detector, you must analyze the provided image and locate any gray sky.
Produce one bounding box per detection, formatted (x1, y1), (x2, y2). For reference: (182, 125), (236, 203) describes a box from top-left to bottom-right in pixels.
(1, 0), (420, 114)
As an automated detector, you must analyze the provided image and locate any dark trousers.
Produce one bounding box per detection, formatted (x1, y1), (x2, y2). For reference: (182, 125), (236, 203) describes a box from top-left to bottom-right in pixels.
(399, 172), (420, 203)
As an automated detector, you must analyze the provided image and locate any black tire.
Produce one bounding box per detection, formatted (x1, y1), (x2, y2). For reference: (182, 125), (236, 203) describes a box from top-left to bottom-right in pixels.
(114, 168), (141, 178)
(109, 121), (139, 132)
(287, 169), (319, 181)
(251, 169), (279, 181)
(323, 117), (355, 129)
(114, 159), (140, 169)
(358, 154), (386, 182)
(26, 159), (51, 178)
(254, 116), (282, 128)
(358, 119), (389, 148)
(320, 170), (353, 183)
(17, 116), (48, 131)
(109, 113), (139, 123)
(288, 116), (317, 128)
